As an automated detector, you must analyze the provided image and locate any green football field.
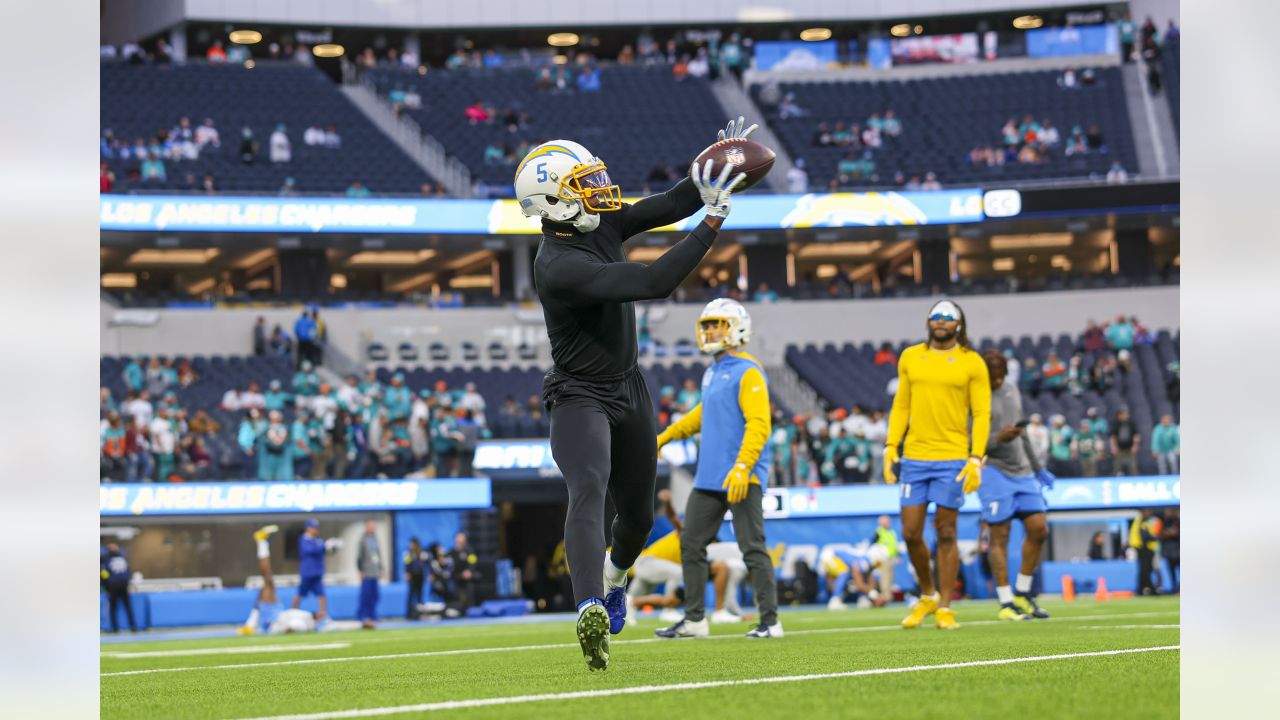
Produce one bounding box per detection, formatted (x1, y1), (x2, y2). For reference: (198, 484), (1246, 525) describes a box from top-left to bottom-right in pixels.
(101, 596), (1178, 719)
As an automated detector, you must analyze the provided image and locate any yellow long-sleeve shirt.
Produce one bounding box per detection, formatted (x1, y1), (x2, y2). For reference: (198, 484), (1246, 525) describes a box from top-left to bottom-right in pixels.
(658, 351), (771, 486)
(887, 343), (991, 461)
(640, 529), (682, 563)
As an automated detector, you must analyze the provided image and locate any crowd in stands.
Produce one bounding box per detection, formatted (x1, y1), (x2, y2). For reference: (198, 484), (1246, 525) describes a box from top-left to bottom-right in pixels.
(100, 118), (346, 194)
(100, 359), (498, 483)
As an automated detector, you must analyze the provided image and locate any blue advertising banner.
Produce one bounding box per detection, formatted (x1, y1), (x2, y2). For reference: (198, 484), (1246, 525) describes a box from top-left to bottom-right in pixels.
(753, 40), (838, 71)
(99, 479), (492, 517)
(760, 475), (1179, 519)
(1025, 25), (1119, 57)
(100, 189), (986, 234)
(472, 439), (690, 479)
(866, 38), (893, 69)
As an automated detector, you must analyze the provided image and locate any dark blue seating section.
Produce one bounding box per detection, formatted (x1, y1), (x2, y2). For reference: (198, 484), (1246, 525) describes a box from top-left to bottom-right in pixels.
(787, 330), (1179, 474)
(101, 62), (435, 193)
(758, 67), (1139, 188)
(365, 65), (724, 193)
(1161, 38), (1180, 139)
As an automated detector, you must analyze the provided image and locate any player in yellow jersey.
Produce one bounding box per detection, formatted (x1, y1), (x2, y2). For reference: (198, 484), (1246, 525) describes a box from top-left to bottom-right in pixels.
(884, 300), (991, 630)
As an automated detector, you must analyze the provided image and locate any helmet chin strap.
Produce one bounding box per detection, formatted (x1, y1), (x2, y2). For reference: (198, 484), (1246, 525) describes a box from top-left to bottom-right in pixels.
(571, 203), (600, 232)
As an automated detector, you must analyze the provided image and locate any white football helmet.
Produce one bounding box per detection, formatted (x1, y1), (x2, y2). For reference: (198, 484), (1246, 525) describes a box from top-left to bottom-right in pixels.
(514, 140), (621, 232)
(696, 298), (752, 355)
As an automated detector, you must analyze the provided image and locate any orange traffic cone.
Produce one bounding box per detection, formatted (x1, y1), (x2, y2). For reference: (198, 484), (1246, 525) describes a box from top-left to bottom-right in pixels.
(1095, 576), (1110, 602)
(1062, 575), (1075, 603)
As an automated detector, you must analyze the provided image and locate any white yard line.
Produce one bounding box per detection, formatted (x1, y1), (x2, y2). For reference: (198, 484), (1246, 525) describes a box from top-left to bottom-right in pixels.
(233, 645), (1181, 719)
(1079, 625), (1180, 630)
(102, 643), (351, 659)
(101, 609), (1178, 678)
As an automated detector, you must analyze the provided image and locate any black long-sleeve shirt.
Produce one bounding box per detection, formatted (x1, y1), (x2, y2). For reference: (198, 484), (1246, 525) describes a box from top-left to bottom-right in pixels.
(533, 178), (710, 378)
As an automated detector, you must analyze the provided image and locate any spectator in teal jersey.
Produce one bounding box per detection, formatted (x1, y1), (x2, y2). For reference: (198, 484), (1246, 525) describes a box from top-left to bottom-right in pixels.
(1048, 415), (1074, 476)
(290, 409), (315, 478)
(123, 357), (145, 393)
(237, 408), (265, 480)
(677, 378), (701, 412)
(1086, 406), (1110, 438)
(1151, 415), (1180, 475)
(390, 418), (414, 477)
(359, 369), (383, 400)
(1041, 352), (1067, 396)
(141, 151), (166, 183)
(430, 406), (462, 478)
(384, 373), (413, 422)
(292, 360), (320, 406)
(100, 387), (118, 416)
(1073, 420), (1103, 477)
(770, 411), (796, 486)
(1105, 315), (1136, 351)
(837, 152), (859, 177)
(753, 282), (779, 303)
(264, 379), (290, 412)
(161, 358), (179, 388)
(1018, 357), (1040, 398)
(260, 410), (292, 480)
(432, 379), (453, 408)
(306, 411), (329, 479)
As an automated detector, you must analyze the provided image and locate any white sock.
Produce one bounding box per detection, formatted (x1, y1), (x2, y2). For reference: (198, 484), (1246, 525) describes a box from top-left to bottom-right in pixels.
(257, 540), (270, 559)
(603, 552), (628, 589)
(244, 607), (259, 628)
(1015, 574), (1034, 594)
(996, 585), (1014, 604)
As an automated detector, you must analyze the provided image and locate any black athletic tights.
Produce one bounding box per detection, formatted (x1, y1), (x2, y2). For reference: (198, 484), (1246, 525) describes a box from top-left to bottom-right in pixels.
(545, 367), (657, 604)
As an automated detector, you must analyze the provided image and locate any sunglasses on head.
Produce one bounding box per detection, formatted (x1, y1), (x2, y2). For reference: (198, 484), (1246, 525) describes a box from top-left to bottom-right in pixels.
(928, 313), (958, 322)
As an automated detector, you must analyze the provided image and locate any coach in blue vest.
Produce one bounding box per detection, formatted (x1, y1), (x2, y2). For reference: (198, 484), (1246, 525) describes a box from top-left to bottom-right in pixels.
(654, 299), (781, 640)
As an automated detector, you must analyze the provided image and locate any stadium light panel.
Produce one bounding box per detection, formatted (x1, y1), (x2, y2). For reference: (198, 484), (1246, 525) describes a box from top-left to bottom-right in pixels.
(890, 24), (912, 37)
(345, 249), (436, 266)
(100, 273), (137, 288)
(449, 274), (493, 289)
(1013, 15), (1045, 30)
(229, 30), (262, 45)
(312, 44), (344, 58)
(989, 233), (1073, 250)
(800, 28), (832, 42)
(547, 33), (580, 47)
(125, 249), (219, 266)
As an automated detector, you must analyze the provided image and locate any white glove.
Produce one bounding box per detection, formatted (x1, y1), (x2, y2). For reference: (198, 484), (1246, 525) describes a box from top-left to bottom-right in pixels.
(690, 159), (746, 219)
(717, 116), (759, 142)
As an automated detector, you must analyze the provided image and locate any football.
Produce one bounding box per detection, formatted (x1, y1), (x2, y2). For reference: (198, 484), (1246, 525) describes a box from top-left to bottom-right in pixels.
(693, 137), (775, 191)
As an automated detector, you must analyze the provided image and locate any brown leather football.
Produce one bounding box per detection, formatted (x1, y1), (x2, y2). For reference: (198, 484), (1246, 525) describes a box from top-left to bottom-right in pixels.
(692, 138), (775, 191)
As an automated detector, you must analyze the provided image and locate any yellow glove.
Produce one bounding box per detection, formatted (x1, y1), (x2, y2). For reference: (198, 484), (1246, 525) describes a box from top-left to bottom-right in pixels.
(882, 445), (900, 484)
(955, 456), (984, 494)
(656, 429), (673, 453)
(723, 463), (751, 504)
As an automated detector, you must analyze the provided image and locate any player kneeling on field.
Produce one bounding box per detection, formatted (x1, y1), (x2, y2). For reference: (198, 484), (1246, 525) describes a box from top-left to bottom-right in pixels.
(978, 350), (1053, 621)
(821, 545), (891, 610)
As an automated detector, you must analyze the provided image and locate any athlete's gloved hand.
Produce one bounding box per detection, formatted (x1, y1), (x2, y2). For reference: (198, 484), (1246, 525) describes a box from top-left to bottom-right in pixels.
(656, 429), (673, 453)
(717, 115), (759, 143)
(691, 159), (747, 219)
(956, 456), (984, 494)
(1035, 468), (1056, 489)
(723, 463), (751, 504)
(882, 445), (900, 484)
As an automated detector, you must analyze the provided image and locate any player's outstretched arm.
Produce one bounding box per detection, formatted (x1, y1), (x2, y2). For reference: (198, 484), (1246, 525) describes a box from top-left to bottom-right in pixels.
(657, 403), (703, 449)
(883, 353), (912, 482)
(620, 177), (703, 239)
(545, 219), (721, 305)
(967, 354), (993, 458)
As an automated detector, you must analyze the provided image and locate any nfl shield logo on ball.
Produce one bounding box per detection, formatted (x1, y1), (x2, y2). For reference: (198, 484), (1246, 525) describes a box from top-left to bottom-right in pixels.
(725, 148), (746, 165)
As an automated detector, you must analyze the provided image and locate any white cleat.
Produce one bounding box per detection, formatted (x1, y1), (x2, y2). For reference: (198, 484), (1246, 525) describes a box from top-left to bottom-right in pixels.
(827, 596), (847, 611)
(625, 596), (638, 626)
(655, 617), (709, 639)
(746, 619), (783, 638)
(710, 609), (742, 624)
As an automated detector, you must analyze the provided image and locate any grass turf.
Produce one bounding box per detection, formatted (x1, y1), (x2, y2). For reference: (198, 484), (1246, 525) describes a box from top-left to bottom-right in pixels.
(101, 596), (1179, 719)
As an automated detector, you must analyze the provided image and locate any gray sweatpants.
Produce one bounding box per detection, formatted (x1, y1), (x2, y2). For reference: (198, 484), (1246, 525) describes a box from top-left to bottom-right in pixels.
(679, 485), (778, 626)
